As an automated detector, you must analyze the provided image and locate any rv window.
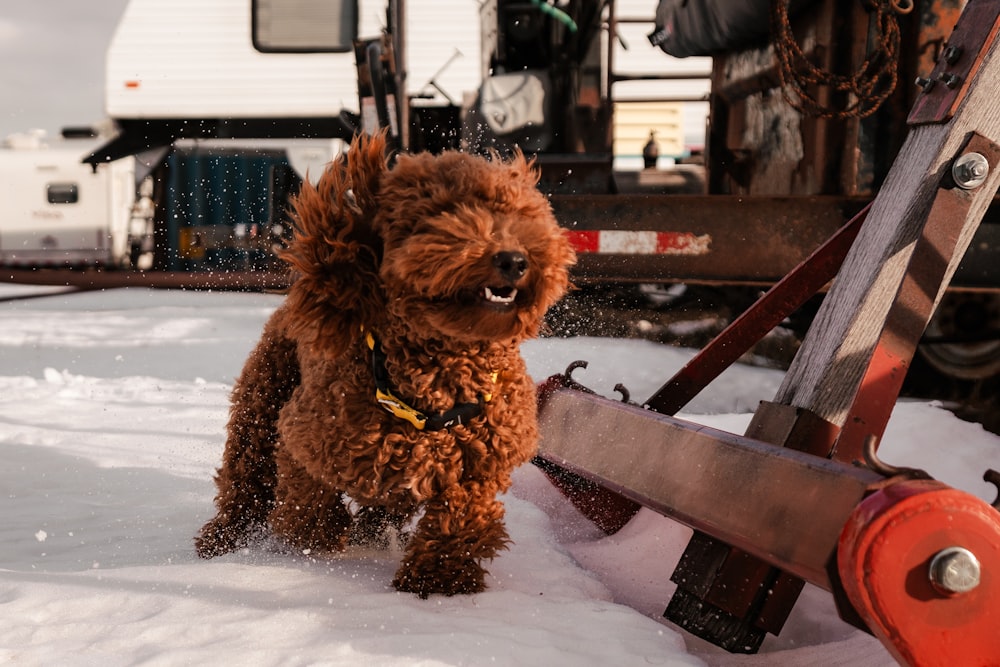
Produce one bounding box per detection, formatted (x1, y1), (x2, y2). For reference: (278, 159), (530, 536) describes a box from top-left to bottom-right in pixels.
(47, 183), (79, 204)
(252, 0), (358, 53)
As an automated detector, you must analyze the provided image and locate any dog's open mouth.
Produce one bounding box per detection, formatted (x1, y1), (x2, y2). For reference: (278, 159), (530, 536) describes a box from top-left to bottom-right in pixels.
(481, 286), (518, 307)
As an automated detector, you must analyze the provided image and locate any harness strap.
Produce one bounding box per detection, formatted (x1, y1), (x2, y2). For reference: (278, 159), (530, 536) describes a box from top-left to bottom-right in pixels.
(365, 331), (495, 431)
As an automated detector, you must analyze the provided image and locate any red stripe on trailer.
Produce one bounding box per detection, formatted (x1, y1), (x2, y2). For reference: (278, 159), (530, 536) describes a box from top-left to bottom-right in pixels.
(565, 230), (711, 255)
(565, 230), (600, 253)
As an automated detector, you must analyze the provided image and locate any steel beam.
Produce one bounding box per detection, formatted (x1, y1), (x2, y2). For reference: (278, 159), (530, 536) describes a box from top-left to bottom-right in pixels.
(550, 194), (999, 288)
(537, 387), (883, 590)
(551, 194), (864, 284)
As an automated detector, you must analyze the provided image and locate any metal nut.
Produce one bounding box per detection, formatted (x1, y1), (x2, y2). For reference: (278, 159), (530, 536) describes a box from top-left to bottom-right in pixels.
(943, 45), (963, 65)
(929, 546), (981, 595)
(952, 152), (990, 190)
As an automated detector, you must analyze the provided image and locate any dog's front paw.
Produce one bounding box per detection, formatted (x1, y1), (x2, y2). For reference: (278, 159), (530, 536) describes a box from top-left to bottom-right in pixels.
(195, 516), (258, 559)
(392, 557), (487, 598)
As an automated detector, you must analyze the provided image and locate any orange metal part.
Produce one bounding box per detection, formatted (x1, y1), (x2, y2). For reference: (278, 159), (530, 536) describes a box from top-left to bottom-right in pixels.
(838, 479), (1000, 666)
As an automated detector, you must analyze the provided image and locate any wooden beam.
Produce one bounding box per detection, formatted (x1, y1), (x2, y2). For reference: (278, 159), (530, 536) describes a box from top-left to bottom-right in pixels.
(774, 7), (1000, 427)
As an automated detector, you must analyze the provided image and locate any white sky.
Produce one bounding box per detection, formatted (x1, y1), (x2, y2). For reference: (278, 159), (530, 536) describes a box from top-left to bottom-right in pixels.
(0, 1), (130, 140)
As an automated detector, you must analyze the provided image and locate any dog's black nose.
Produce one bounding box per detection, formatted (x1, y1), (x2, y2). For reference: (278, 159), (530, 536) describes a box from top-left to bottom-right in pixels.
(492, 251), (528, 281)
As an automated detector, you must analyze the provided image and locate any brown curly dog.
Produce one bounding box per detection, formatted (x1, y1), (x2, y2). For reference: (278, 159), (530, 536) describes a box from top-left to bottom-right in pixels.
(195, 132), (575, 597)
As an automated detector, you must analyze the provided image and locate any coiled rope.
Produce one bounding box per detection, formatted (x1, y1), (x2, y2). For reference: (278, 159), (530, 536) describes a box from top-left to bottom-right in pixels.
(771, 0), (909, 118)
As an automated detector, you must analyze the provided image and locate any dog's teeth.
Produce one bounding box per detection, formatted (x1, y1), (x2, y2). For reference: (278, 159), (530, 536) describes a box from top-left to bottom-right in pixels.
(484, 287), (517, 304)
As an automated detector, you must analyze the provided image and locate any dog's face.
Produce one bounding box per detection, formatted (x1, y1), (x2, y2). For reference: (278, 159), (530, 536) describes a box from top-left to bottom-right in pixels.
(374, 150), (575, 344)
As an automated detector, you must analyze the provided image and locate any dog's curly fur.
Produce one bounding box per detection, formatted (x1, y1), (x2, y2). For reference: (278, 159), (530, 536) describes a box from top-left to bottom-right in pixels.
(194, 133), (575, 597)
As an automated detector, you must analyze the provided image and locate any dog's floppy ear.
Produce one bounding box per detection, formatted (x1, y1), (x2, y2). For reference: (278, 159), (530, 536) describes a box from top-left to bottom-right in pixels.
(279, 132), (390, 358)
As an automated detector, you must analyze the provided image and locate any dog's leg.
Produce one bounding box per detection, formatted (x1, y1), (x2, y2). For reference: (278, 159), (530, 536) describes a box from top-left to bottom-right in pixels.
(195, 323), (299, 558)
(393, 483), (508, 597)
(267, 447), (353, 554)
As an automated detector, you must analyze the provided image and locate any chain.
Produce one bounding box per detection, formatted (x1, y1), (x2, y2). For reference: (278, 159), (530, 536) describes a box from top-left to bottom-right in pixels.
(771, 0), (902, 119)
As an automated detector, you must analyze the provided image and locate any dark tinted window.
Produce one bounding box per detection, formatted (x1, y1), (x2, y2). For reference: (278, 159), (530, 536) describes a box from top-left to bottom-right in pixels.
(47, 183), (79, 204)
(252, 0), (358, 52)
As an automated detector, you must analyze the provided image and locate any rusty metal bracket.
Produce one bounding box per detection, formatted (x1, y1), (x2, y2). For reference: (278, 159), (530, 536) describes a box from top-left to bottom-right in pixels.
(908, 0), (1000, 124)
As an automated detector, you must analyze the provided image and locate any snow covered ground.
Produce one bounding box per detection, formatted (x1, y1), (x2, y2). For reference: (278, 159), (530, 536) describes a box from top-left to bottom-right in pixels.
(1, 285), (997, 666)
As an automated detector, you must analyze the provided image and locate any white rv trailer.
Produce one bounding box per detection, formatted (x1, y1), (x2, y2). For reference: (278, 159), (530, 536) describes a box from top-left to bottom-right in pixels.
(91, 0), (483, 164)
(0, 132), (135, 267)
(106, 0), (480, 119)
(94, 0), (708, 166)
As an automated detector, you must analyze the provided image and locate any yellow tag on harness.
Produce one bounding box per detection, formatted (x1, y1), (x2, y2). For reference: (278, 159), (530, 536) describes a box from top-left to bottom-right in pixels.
(375, 388), (429, 430)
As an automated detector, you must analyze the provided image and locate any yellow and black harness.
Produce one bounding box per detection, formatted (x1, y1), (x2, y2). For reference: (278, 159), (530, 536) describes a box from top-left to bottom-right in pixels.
(365, 330), (495, 431)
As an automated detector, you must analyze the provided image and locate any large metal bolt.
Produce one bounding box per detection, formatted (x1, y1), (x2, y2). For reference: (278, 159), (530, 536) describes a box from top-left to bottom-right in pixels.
(929, 546), (981, 595)
(952, 152), (990, 190)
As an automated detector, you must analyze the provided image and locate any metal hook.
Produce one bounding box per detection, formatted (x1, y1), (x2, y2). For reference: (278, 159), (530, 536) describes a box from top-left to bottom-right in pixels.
(984, 469), (1000, 511)
(564, 360), (588, 381)
(556, 360), (597, 395)
(862, 435), (932, 480)
(613, 383), (632, 404)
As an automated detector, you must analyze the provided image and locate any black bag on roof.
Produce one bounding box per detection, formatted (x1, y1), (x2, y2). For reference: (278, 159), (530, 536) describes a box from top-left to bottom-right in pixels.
(648, 0), (817, 58)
